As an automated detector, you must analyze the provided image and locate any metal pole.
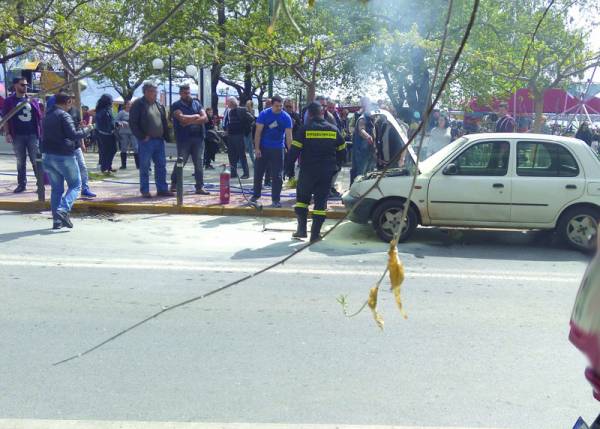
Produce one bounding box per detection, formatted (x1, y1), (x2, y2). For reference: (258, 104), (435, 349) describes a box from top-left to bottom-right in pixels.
(176, 156), (184, 207)
(168, 54), (173, 109)
(200, 67), (205, 106)
(268, 0), (274, 98)
(35, 153), (45, 202)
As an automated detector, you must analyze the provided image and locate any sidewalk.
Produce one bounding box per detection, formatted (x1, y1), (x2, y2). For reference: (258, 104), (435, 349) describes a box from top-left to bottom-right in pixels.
(0, 137), (348, 219)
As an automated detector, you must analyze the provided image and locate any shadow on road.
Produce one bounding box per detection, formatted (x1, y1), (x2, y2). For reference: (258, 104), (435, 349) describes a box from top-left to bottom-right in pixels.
(317, 221), (588, 262)
(199, 216), (256, 229)
(230, 240), (301, 259)
(0, 228), (69, 243)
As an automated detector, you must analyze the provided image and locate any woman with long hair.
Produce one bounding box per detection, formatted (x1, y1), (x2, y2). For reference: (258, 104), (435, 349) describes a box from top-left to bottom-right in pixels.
(426, 115), (452, 158)
(95, 94), (117, 173)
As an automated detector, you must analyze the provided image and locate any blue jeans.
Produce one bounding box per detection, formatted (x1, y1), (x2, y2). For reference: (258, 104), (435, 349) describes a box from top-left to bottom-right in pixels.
(74, 148), (90, 191)
(244, 134), (255, 166)
(42, 153), (81, 217)
(253, 147), (284, 202)
(350, 139), (376, 184)
(138, 138), (168, 194)
(12, 134), (39, 186)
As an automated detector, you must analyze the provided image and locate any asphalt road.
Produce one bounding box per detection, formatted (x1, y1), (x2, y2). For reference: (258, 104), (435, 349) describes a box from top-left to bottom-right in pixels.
(0, 210), (597, 429)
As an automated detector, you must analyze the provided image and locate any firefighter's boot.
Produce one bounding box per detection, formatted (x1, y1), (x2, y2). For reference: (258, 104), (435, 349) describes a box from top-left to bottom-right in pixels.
(310, 215), (326, 243)
(293, 207), (308, 239)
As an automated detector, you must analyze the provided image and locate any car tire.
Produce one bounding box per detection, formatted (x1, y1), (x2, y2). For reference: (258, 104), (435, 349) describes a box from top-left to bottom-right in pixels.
(557, 206), (599, 253)
(371, 199), (418, 243)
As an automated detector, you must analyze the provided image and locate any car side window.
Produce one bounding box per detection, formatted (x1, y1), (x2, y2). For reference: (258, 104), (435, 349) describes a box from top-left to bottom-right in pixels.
(517, 142), (579, 177)
(452, 141), (510, 176)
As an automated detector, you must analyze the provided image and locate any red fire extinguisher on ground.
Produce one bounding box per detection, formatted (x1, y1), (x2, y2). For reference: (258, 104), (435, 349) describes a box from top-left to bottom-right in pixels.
(220, 164), (231, 205)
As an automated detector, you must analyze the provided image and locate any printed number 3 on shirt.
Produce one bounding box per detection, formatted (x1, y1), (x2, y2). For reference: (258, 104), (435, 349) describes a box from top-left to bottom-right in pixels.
(18, 104), (32, 122)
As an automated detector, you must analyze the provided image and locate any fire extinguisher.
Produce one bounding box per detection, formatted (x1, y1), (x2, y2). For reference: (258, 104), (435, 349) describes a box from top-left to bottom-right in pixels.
(219, 164), (231, 205)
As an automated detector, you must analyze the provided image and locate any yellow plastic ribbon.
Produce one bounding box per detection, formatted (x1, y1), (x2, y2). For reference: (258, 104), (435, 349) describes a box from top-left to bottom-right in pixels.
(368, 286), (384, 330)
(388, 240), (407, 319)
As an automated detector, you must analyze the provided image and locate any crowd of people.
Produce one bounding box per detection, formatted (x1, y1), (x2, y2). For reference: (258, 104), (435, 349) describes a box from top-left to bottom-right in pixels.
(2, 74), (600, 230)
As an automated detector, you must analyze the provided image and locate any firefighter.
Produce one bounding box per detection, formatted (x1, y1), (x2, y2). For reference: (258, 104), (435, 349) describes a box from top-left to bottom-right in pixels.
(287, 102), (346, 242)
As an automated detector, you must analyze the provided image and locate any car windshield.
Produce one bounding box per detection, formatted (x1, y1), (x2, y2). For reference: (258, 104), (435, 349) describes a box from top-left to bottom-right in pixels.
(418, 137), (467, 173)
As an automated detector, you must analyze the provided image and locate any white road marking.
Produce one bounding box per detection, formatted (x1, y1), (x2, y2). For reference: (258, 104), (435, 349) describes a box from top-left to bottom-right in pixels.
(0, 255), (580, 283)
(0, 419), (506, 429)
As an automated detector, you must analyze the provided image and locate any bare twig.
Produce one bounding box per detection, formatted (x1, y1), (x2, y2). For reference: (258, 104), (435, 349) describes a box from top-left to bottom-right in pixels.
(0, 0), (188, 130)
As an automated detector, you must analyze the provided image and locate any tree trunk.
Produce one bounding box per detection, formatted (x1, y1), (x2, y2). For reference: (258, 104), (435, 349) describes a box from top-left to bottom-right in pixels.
(306, 82), (316, 102)
(256, 90), (265, 111)
(69, 72), (82, 115)
(532, 91), (544, 133)
(211, 63), (221, 113)
(241, 63), (252, 104)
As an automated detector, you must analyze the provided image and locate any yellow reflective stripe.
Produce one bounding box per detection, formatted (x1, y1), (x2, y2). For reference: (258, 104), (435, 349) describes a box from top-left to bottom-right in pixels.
(294, 202), (309, 209)
(312, 210), (327, 216)
(337, 142), (347, 151)
(292, 140), (303, 148)
(305, 130), (337, 139)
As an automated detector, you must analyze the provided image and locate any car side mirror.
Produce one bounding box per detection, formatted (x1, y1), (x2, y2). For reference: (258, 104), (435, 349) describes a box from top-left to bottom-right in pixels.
(443, 163), (458, 175)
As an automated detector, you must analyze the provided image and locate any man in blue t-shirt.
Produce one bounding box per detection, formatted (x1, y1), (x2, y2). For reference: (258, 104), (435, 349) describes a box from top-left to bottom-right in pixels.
(1, 77), (43, 193)
(251, 95), (293, 207)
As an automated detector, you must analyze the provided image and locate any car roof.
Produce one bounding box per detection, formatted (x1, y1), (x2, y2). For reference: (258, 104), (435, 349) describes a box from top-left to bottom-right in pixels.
(463, 132), (585, 146)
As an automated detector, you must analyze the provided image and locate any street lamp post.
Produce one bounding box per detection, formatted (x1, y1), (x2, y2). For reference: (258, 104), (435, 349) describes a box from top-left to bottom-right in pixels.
(268, 0), (274, 98)
(152, 56), (173, 107)
(185, 64), (199, 100)
(152, 58), (165, 103)
(168, 54), (173, 108)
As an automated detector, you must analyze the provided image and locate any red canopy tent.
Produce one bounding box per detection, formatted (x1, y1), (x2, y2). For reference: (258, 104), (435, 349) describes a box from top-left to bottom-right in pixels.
(468, 88), (584, 114)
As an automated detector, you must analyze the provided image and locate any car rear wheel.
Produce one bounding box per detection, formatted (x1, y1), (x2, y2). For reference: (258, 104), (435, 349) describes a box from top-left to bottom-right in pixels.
(558, 206), (599, 253)
(371, 199), (418, 243)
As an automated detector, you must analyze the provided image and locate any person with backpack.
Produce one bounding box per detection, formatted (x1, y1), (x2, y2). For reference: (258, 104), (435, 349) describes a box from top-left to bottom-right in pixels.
(169, 85), (210, 194)
(223, 97), (254, 179)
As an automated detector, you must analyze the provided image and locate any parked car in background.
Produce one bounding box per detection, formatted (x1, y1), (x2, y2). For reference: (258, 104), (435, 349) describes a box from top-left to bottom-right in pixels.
(342, 133), (600, 252)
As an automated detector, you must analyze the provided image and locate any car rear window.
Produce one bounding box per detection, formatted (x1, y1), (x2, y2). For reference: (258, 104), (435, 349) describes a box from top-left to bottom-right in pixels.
(517, 141), (579, 177)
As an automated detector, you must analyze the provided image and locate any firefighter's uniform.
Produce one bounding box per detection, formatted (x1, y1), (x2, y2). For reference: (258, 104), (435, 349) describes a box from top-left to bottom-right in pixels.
(287, 117), (346, 242)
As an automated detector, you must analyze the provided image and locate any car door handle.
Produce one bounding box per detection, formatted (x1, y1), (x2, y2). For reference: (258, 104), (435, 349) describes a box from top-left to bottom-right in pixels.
(566, 184), (577, 189)
(493, 183), (504, 188)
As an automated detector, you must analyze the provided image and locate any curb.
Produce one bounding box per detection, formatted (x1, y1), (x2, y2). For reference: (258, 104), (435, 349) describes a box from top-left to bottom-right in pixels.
(0, 199), (347, 219)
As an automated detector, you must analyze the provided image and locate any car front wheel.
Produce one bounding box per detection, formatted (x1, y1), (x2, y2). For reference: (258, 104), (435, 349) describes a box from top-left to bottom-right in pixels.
(371, 199), (418, 243)
(558, 206), (599, 252)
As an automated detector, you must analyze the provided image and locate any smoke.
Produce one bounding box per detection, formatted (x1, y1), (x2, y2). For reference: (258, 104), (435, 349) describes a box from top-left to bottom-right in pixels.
(314, 0), (454, 111)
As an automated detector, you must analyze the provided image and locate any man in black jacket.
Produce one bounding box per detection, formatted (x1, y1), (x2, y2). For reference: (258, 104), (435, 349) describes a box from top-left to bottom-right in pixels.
(223, 97), (253, 179)
(129, 82), (173, 198)
(42, 92), (92, 229)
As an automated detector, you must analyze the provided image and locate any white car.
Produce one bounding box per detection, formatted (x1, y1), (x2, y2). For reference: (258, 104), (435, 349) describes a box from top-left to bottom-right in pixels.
(342, 127), (600, 252)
